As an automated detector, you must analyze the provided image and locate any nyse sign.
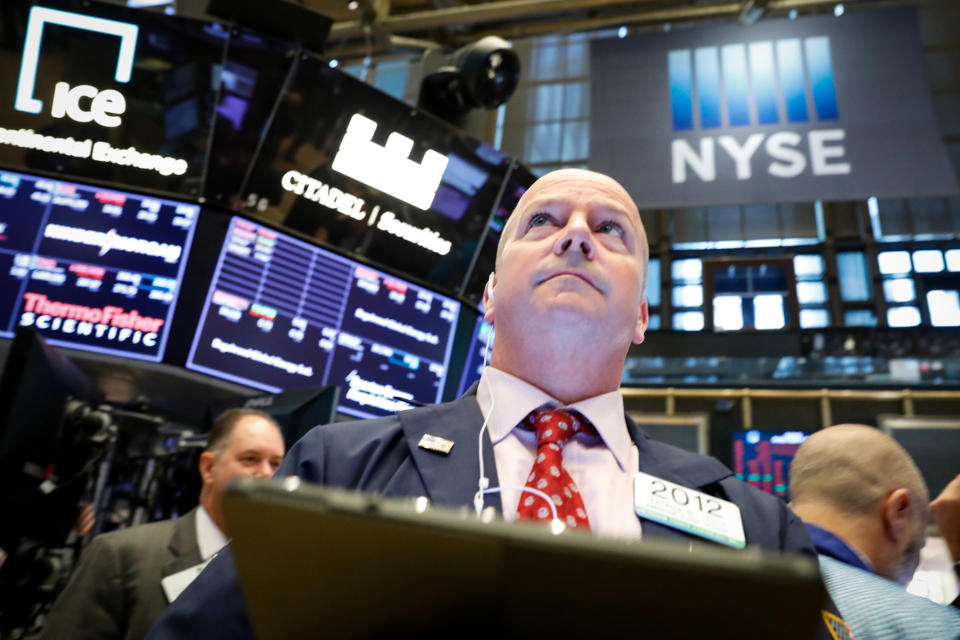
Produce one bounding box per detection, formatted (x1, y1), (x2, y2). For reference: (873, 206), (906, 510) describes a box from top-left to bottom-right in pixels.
(668, 37), (851, 184)
(589, 9), (958, 207)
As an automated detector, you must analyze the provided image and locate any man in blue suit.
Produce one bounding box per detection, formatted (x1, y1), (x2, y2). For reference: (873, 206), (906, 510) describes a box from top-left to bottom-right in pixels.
(148, 168), (823, 639)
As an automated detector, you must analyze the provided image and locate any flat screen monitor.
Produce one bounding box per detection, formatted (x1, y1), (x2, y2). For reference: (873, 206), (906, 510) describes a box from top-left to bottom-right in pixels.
(456, 309), (493, 396)
(186, 216), (462, 419)
(0, 168), (198, 360)
(732, 429), (811, 500)
(879, 415), (960, 498)
(236, 55), (512, 295)
(459, 162), (535, 304)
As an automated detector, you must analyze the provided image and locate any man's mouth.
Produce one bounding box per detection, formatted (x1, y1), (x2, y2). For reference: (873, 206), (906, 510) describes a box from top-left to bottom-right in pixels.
(540, 270), (602, 291)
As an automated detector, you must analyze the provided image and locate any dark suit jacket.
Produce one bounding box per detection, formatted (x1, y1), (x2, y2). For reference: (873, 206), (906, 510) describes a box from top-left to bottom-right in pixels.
(41, 508), (202, 640)
(147, 389), (814, 640)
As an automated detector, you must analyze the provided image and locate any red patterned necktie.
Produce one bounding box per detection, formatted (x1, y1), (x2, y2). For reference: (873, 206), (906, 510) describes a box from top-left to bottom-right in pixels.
(516, 409), (597, 531)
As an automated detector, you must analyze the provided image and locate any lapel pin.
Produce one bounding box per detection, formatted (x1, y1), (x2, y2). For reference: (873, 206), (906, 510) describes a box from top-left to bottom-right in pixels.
(418, 433), (454, 454)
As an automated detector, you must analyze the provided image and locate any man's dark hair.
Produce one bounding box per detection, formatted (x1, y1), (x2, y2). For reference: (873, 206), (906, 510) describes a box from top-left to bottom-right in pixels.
(206, 408), (281, 455)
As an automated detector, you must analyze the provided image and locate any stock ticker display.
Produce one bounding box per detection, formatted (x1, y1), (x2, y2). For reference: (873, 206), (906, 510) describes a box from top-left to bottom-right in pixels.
(0, 168), (198, 360)
(732, 430), (811, 500)
(186, 217), (461, 418)
(457, 312), (493, 396)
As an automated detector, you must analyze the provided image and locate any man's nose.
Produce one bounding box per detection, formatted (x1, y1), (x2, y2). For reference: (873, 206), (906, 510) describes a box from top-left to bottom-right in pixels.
(554, 215), (595, 259)
(251, 461), (274, 478)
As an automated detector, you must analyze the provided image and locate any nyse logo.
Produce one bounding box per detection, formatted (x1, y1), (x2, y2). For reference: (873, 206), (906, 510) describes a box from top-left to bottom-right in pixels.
(331, 113), (449, 211)
(668, 36), (850, 183)
(15, 7), (139, 128)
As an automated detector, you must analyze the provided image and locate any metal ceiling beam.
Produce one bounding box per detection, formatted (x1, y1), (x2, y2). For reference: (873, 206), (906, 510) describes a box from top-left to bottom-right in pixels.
(330, 0), (659, 39)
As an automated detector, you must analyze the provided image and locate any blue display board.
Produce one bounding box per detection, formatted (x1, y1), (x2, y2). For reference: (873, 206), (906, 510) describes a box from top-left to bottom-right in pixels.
(186, 216), (462, 418)
(0, 168), (198, 360)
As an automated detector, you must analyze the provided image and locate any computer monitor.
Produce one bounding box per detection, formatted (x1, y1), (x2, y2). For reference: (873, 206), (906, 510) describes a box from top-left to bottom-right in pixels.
(0, 169), (199, 361)
(628, 413), (709, 455)
(186, 216), (462, 419)
(879, 415), (960, 498)
(732, 429), (811, 500)
(209, 385), (341, 445)
(456, 308), (493, 396)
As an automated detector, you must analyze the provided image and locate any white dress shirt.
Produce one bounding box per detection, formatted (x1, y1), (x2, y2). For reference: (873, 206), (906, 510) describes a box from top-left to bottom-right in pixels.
(195, 505), (229, 561)
(477, 366), (642, 540)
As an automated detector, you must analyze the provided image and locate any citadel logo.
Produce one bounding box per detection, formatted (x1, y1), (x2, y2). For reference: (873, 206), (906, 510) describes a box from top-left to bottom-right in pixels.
(331, 113), (449, 210)
(15, 6), (139, 128)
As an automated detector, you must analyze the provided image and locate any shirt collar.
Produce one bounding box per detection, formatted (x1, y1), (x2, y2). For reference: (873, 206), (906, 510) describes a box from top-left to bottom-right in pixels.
(477, 366), (632, 471)
(805, 523), (875, 573)
(195, 504), (229, 561)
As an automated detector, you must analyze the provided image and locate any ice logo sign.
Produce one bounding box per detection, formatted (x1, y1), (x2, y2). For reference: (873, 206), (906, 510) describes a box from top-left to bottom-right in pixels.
(331, 113), (449, 210)
(668, 37), (839, 131)
(15, 6), (139, 128)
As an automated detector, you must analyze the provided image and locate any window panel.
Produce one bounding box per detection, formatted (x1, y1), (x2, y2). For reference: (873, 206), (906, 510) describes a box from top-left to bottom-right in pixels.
(878, 250), (913, 275)
(564, 82), (589, 119)
(797, 281), (827, 304)
(887, 306), (922, 327)
(645, 258), (661, 307)
(673, 311), (704, 331)
(524, 123), (563, 163)
(800, 309), (830, 328)
(793, 254), (824, 279)
(927, 290), (960, 327)
(533, 83), (564, 121)
(672, 285), (703, 308)
(844, 310), (878, 326)
(671, 258), (703, 283)
(837, 251), (871, 301)
(561, 120), (589, 161)
(946, 249), (960, 272)
(882, 278), (916, 303)
(753, 294), (786, 330)
(912, 249), (945, 273)
(713, 295), (744, 331)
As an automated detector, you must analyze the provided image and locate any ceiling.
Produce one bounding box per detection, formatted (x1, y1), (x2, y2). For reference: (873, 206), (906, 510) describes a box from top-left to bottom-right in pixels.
(303, 0), (920, 60)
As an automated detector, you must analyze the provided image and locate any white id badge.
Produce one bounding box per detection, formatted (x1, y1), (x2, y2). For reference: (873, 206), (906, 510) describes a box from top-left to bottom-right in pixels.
(634, 471), (746, 549)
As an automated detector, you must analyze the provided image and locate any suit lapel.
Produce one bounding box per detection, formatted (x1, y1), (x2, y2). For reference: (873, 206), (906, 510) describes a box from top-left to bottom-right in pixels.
(626, 416), (734, 542)
(398, 387), (502, 513)
(162, 507), (203, 577)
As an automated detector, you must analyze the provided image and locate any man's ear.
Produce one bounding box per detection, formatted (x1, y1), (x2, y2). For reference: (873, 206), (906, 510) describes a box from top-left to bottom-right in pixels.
(483, 272), (496, 324)
(632, 299), (649, 344)
(881, 488), (913, 544)
(198, 451), (216, 486)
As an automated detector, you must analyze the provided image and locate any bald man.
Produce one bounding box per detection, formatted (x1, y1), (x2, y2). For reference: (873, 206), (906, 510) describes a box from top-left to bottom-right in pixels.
(790, 424), (960, 639)
(148, 169), (822, 639)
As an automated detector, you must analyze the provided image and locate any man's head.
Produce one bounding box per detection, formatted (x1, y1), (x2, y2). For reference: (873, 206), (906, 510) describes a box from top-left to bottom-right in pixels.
(483, 169), (649, 401)
(198, 408), (285, 535)
(789, 424), (929, 585)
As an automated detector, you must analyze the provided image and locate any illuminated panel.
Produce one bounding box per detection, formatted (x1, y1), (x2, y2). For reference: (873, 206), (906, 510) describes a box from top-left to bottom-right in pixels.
(732, 430), (810, 500)
(457, 310), (493, 396)
(0, 168), (198, 360)
(186, 217), (461, 418)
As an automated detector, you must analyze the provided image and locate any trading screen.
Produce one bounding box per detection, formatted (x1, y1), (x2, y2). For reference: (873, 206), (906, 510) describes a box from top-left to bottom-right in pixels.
(187, 217), (461, 418)
(732, 430), (810, 499)
(0, 169), (198, 360)
(457, 311), (493, 396)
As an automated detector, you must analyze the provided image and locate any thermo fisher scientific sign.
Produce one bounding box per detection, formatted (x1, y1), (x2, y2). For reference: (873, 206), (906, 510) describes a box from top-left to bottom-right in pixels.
(0, 169), (198, 360)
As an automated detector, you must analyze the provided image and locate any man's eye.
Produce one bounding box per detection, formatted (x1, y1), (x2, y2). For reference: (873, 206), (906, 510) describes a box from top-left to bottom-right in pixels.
(529, 213), (550, 227)
(597, 221), (624, 237)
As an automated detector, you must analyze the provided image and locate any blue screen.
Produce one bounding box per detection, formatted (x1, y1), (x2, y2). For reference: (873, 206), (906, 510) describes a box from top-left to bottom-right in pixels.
(0, 168), (198, 360)
(457, 310), (493, 396)
(186, 216), (461, 418)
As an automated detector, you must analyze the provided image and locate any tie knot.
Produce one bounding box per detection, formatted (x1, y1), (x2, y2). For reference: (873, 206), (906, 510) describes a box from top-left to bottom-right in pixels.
(525, 409), (595, 447)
